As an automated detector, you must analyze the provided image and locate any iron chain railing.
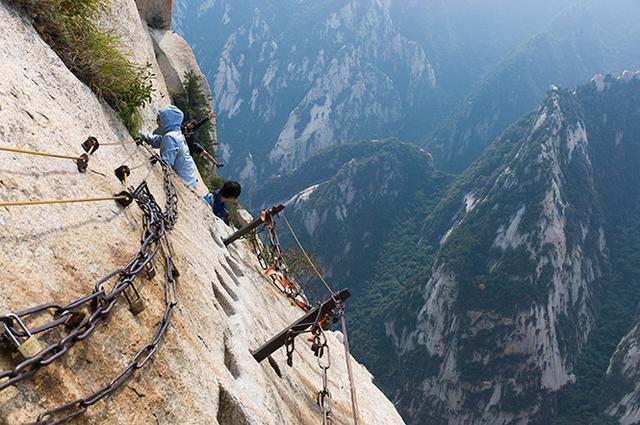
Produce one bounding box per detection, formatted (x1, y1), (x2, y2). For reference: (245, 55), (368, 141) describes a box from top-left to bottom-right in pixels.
(0, 153), (180, 424)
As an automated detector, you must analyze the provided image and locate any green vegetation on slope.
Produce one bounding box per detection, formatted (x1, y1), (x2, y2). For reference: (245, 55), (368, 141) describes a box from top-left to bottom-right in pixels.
(12, 0), (154, 135)
(355, 80), (640, 424)
(254, 139), (453, 407)
(256, 139), (451, 300)
(349, 211), (440, 384)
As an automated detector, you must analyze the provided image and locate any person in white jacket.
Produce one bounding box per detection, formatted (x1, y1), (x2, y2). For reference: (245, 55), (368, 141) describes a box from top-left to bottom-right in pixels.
(140, 105), (198, 188)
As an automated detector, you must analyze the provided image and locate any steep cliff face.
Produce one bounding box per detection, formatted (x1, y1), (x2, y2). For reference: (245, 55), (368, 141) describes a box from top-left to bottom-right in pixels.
(247, 62), (640, 423)
(579, 72), (640, 425)
(0, 2), (403, 424)
(606, 323), (640, 425)
(380, 89), (599, 424)
(387, 75), (640, 425)
(174, 0), (592, 195)
(151, 28), (212, 99)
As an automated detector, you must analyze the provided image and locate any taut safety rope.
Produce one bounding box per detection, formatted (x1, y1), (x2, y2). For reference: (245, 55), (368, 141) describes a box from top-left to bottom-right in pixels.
(0, 146), (83, 161)
(0, 145), (90, 172)
(0, 193), (131, 208)
(281, 213), (337, 302)
(280, 212), (361, 425)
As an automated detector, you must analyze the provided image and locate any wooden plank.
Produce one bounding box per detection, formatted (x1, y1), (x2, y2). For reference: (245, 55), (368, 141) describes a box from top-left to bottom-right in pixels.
(251, 289), (351, 363)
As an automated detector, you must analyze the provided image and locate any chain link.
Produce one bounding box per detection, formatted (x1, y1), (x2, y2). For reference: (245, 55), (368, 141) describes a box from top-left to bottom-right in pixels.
(0, 153), (179, 424)
(279, 307), (336, 425)
(313, 327), (333, 425)
(253, 211), (356, 425)
(251, 221), (311, 310)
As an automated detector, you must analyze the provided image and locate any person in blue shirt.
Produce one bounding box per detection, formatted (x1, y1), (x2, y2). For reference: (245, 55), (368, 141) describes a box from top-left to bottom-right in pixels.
(140, 105), (198, 188)
(204, 180), (242, 225)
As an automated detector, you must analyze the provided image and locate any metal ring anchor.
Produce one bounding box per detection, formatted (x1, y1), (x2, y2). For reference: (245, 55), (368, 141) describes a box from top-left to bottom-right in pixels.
(114, 191), (134, 208)
(76, 153), (90, 173)
(114, 165), (131, 186)
(81, 137), (99, 155)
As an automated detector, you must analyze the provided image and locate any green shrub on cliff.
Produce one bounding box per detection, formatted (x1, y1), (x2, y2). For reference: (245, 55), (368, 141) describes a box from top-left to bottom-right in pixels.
(11, 0), (153, 135)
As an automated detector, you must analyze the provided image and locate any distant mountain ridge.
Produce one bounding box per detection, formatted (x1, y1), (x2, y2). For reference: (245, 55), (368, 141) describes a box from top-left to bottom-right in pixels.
(388, 73), (640, 424)
(174, 0), (440, 193)
(425, 0), (640, 173)
(173, 0), (578, 195)
(173, 1), (640, 423)
(253, 139), (451, 299)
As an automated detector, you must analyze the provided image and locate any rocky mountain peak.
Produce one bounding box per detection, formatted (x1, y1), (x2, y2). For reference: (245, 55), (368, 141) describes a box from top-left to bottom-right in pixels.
(381, 80), (640, 423)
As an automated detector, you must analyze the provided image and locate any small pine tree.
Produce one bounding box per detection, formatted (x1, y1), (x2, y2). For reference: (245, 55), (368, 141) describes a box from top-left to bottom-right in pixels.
(282, 248), (323, 285)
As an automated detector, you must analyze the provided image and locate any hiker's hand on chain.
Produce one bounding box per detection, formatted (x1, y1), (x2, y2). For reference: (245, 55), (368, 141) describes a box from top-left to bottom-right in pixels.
(138, 133), (152, 145)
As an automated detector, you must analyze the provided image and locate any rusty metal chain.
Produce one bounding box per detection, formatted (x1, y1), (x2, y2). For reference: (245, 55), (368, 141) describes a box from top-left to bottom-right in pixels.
(30, 154), (180, 425)
(313, 328), (333, 425)
(157, 157), (178, 229)
(0, 181), (160, 392)
(251, 222), (310, 309)
(248, 212), (342, 425)
(281, 303), (326, 368)
(34, 235), (178, 425)
(0, 153), (179, 424)
(266, 223), (288, 273)
(250, 230), (269, 270)
(284, 331), (296, 367)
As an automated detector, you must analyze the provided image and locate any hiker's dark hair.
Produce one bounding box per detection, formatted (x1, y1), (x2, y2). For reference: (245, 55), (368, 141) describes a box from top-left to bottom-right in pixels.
(220, 180), (241, 199)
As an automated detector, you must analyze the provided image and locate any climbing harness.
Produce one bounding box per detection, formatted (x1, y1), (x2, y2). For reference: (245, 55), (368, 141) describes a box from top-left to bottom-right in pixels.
(0, 135), (181, 424)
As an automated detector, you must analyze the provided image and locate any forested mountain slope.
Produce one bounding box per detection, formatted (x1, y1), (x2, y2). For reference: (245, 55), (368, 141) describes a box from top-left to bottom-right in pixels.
(262, 73), (640, 424)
